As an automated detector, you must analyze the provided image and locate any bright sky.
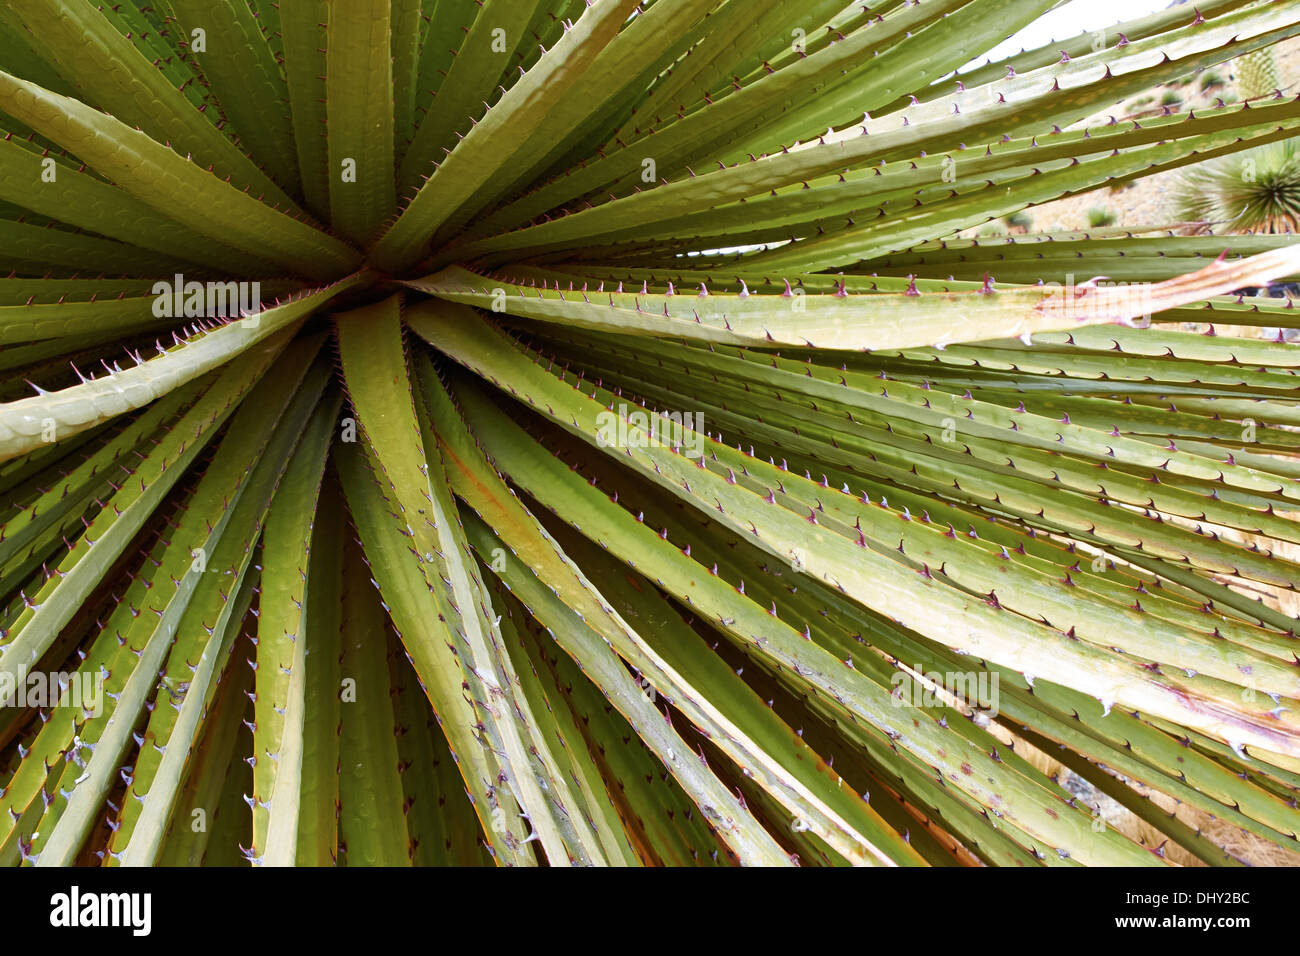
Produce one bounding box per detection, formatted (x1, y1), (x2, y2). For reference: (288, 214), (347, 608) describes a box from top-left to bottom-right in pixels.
(976, 0), (1181, 65)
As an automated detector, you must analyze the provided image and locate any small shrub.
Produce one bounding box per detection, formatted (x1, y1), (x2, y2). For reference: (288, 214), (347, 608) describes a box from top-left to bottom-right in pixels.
(1004, 210), (1033, 231)
(1088, 207), (1117, 228)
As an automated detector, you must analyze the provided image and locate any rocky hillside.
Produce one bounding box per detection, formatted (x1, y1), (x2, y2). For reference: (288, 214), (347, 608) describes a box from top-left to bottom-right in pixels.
(1012, 36), (1300, 233)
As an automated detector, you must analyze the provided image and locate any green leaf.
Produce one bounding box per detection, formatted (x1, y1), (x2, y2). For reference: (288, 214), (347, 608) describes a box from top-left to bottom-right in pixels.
(0, 68), (360, 279)
(295, 476), (346, 866)
(0, 275), (363, 462)
(252, 388), (339, 865)
(337, 538), (411, 867)
(3, 0), (300, 211)
(410, 245), (1300, 351)
(166, 0), (299, 192)
(326, 0), (397, 243)
(336, 293), (603, 865)
(370, 0), (643, 272)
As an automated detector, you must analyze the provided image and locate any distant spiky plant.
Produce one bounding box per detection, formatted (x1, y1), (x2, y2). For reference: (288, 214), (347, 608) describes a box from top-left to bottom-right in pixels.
(1174, 139), (1300, 233)
(1, 0), (1300, 869)
(1236, 46), (1282, 98)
